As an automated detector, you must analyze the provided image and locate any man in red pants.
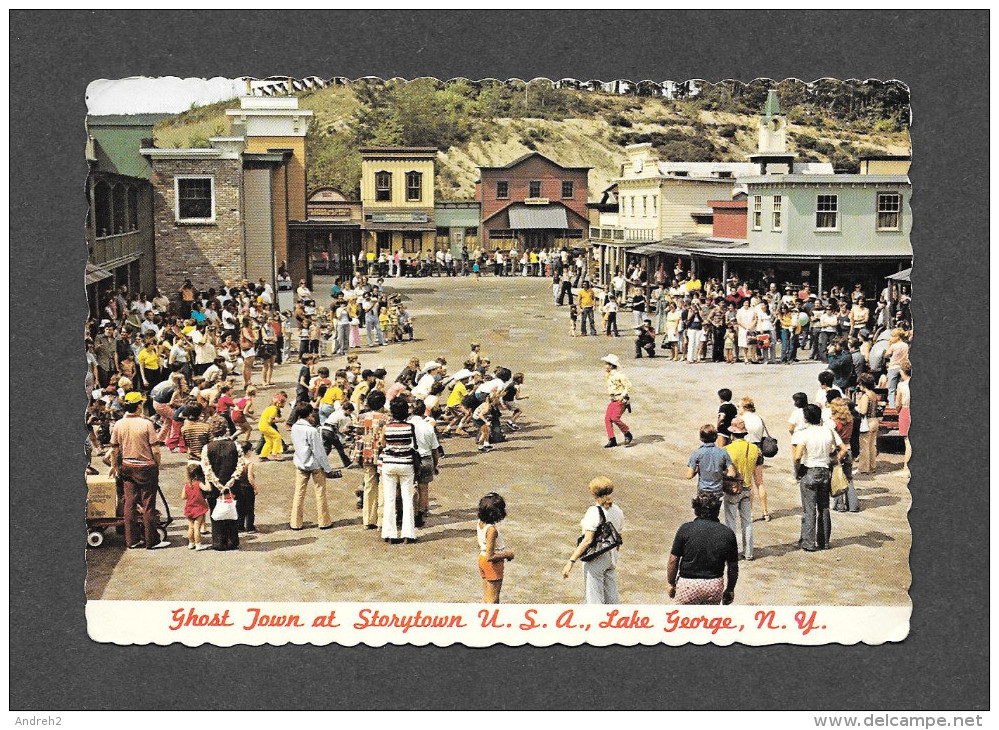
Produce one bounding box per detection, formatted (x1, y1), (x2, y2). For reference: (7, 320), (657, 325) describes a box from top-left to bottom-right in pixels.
(602, 354), (633, 448)
(109, 392), (167, 549)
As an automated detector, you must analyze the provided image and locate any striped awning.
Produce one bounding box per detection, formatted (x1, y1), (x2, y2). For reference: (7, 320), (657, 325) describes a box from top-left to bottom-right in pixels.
(508, 204), (570, 230)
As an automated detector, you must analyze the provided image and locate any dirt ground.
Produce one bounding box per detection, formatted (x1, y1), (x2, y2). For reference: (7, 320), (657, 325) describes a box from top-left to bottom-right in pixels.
(86, 275), (911, 606)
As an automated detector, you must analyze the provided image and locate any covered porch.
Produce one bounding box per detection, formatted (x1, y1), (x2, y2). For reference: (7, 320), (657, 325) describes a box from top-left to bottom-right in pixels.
(627, 235), (912, 301)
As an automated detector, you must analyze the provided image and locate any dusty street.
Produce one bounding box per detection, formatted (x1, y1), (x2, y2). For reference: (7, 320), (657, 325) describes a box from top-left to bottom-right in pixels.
(87, 275), (911, 606)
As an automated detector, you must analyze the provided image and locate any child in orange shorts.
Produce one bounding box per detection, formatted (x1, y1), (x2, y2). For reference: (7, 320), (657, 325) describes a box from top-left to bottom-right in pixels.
(477, 492), (514, 603)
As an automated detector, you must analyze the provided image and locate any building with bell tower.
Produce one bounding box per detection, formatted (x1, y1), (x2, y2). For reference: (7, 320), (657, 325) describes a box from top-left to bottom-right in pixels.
(750, 90), (798, 175)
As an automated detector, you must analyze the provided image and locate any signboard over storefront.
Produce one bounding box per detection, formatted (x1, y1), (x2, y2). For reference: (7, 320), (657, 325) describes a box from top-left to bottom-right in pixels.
(369, 212), (430, 224)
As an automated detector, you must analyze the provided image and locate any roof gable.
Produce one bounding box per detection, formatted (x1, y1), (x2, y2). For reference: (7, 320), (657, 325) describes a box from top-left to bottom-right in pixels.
(478, 151), (591, 172)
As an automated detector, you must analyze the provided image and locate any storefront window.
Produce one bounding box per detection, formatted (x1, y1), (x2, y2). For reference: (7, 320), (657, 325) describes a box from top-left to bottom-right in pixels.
(403, 233), (422, 253)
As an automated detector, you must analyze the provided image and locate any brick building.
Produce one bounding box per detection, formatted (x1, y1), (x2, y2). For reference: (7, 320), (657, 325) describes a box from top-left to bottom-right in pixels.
(142, 96), (311, 295)
(476, 153), (590, 251)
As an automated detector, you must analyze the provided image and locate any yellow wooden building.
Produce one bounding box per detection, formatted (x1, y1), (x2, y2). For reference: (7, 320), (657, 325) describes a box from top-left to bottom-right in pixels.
(360, 147), (437, 258)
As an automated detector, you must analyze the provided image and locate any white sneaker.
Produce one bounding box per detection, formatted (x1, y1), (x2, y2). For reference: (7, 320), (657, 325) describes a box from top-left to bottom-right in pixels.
(195, 543), (212, 551)
(188, 542), (196, 550)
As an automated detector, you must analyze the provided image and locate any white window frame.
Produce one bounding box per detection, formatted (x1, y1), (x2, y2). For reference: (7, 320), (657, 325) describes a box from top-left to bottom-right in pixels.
(174, 175), (215, 223)
(876, 191), (902, 231)
(772, 194), (783, 232)
(752, 195), (763, 231)
(405, 171), (423, 202)
(815, 194), (839, 231)
(651, 194), (658, 216)
(642, 195), (648, 217)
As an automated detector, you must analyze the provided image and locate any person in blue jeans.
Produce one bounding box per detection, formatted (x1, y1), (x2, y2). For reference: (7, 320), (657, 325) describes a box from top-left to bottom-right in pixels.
(791, 404), (848, 551)
(333, 302), (351, 356)
(363, 296), (386, 347)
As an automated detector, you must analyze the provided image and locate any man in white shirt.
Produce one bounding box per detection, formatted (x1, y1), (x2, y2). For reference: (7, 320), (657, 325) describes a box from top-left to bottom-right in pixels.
(202, 357), (226, 385)
(791, 404), (847, 552)
(408, 401), (440, 527)
(611, 272), (626, 301)
(140, 311), (160, 337)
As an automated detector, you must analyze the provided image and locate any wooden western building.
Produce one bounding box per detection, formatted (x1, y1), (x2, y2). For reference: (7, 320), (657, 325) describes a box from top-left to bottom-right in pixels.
(476, 152), (590, 251)
(289, 188), (362, 282)
(85, 114), (166, 315)
(359, 147), (437, 258)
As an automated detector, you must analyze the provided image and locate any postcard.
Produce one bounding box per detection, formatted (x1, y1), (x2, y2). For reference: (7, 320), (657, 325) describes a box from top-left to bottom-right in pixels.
(83, 76), (913, 646)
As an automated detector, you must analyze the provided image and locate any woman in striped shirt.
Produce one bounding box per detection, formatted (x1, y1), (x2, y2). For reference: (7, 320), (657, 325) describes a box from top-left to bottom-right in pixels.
(379, 397), (418, 544)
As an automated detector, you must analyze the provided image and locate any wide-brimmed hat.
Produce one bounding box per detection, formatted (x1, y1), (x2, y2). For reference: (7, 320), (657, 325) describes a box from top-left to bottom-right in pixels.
(729, 417), (749, 435)
(601, 354), (621, 368)
(122, 391), (145, 405)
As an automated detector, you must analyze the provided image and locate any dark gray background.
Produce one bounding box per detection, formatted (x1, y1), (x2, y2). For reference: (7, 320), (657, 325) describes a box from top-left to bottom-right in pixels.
(10, 10), (988, 710)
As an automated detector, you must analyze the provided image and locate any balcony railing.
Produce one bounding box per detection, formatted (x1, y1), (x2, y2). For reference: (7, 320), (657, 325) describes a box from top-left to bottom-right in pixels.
(589, 227), (626, 242)
(588, 227), (656, 243)
(91, 230), (144, 266)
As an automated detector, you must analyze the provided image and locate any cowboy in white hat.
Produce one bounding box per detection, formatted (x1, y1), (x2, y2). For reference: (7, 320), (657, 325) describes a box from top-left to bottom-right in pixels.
(602, 354), (633, 448)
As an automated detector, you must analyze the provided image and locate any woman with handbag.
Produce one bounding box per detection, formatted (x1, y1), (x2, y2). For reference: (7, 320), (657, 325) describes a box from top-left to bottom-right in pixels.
(201, 416), (245, 551)
(855, 373), (880, 475)
(562, 476), (625, 604)
(829, 398), (860, 512)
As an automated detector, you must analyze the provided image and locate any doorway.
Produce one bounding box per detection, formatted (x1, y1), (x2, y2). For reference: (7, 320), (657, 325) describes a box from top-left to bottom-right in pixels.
(376, 231), (392, 256)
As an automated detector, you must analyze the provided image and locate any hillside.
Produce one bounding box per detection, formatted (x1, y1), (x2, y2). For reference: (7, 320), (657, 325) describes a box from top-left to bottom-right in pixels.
(153, 78), (911, 201)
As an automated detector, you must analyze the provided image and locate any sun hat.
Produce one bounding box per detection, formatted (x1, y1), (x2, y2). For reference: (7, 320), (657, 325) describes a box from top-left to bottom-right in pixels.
(122, 391), (145, 405)
(729, 417), (749, 435)
(601, 354), (621, 368)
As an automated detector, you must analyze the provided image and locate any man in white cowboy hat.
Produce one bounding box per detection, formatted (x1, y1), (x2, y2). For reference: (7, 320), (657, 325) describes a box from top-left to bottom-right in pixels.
(602, 354), (633, 448)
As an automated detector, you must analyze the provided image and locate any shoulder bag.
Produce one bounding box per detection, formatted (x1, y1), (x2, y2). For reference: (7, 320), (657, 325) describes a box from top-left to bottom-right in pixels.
(577, 506), (624, 562)
(723, 441), (748, 495)
(759, 419), (779, 458)
(830, 462), (849, 497)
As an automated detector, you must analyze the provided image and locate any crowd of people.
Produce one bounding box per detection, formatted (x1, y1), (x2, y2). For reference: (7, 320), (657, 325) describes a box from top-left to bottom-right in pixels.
(87, 276), (531, 554)
(88, 251), (912, 607)
(556, 262), (913, 372)
(342, 245), (590, 280)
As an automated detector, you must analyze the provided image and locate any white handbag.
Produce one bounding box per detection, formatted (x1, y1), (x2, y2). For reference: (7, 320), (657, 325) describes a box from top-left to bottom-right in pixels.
(859, 416), (871, 433)
(211, 489), (238, 521)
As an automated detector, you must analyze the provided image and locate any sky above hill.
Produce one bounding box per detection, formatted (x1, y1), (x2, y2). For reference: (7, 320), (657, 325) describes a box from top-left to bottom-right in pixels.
(86, 77), (244, 114)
